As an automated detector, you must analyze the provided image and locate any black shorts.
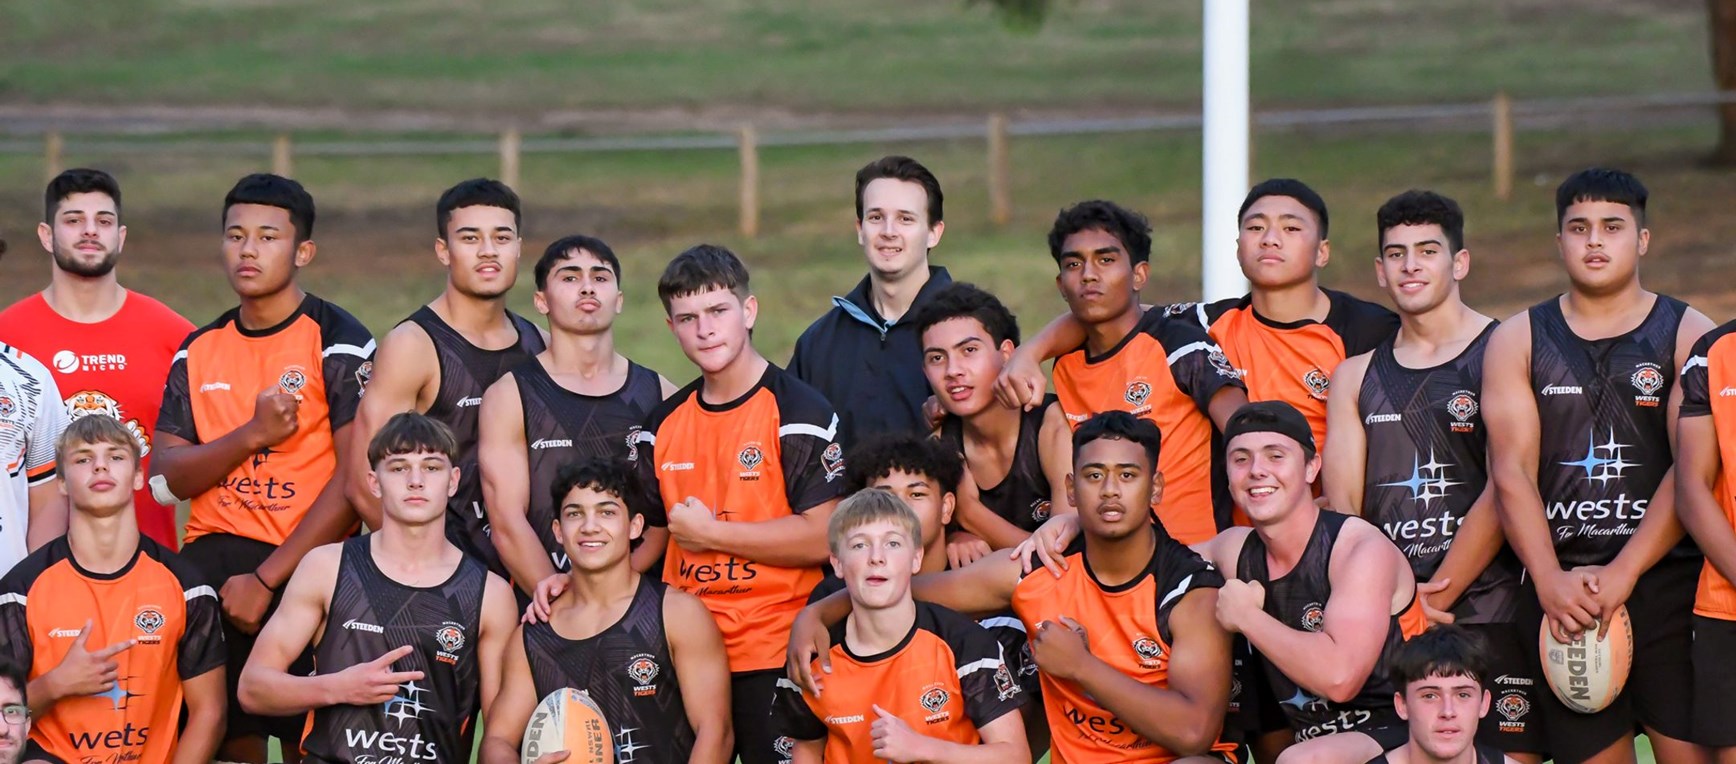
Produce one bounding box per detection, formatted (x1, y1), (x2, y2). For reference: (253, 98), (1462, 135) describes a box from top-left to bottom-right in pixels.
(181, 533), (315, 744)
(1226, 638), (1290, 738)
(1517, 556), (1700, 763)
(1464, 621), (1548, 754)
(1692, 614), (1736, 746)
(734, 669), (787, 764)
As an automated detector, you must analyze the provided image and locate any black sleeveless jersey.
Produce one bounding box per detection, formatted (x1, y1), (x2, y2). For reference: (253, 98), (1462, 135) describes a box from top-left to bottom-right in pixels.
(516, 358), (664, 573)
(1528, 295), (1694, 567)
(1236, 511), (1417, 742)
(1364, 744), (1504, 764)
(939, 397), (1056, 533)
(1359, 325), (1520, 624)
(521, 576), (693, 764)
(405, 306), (545, 574)
(302, 536), (489, 764)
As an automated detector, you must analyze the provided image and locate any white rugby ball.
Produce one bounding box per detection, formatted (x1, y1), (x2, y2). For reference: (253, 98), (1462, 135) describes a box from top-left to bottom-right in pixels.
(523, 688), (614, 764)
(1538, 605), (1633, 714)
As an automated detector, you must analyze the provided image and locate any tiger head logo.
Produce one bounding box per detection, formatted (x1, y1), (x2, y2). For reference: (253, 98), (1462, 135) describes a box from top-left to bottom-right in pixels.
(1300, 602), (1326, 632)
(1632, 364), (1665, 397)
(1303, 369), (1330, 400)
(1496, 692), (1531, 722)
(738, 445), (765, 472)
(1124, 381), (1152, 407)
(1446, 391), (1478, 422)
(919, 687), (950, 713)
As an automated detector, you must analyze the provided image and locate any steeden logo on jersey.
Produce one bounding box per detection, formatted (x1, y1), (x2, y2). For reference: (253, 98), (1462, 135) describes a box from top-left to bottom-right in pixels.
(1631, 363), (1665, 407)
(1303, 369), (1330, 401)
(1446, 390), (1479, 433)
(919, 684), (953, 724)
(737, 443), (766, 481)
(134, 607), (165, 645)
(626, 653), (661, 697)
(434, 621), (466, 665)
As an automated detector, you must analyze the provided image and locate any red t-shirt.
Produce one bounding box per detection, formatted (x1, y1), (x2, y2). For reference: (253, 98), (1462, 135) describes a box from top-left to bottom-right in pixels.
(0, 291), (193, 547)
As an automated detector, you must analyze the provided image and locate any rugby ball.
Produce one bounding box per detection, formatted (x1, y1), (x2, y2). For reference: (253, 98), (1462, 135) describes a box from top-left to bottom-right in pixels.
(1538, 605), (1633, 714)
(523, 688), (614, 764)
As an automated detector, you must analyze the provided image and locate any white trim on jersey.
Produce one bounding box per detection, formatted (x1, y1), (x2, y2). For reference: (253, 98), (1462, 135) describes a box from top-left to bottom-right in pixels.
(779, 414), (839, 442)
(1160, 574), (1195, 610)
(323, 340), (377, 360)
(184, 585), (218, 602)
(976, 616), (1026, 633)
(0, 593), (24, 607)
(956, 657), (1002, 679)
(1685, 355), (1709, 374)
(1166, 341), (1213, 366)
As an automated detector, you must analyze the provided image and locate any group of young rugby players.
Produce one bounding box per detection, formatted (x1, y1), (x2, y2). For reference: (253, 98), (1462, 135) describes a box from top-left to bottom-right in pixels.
(0, 156), (1727, 764)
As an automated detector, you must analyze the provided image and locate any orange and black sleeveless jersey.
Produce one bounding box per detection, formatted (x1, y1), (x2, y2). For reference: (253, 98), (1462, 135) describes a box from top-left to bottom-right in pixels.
(1170, 290), (1398, 455)
(0, 536), (225, 764)
(632, 363), (845, 673)
(1052, 308), (1244, 544)
(1009, 530), (1238, 763)
(158, 295), (374, 546)
(1235, 511), (1429, 742)
(1682, 319), (1736, 619)
(771, 601), (1025, 764)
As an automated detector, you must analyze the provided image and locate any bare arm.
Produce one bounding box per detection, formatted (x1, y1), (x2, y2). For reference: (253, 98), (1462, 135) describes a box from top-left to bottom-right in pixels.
(953, 472), (1031, 551)
(1322, 354), (1371, 516)
(238, 544), (341, 715)
(25, 482), (66, 551)
(1037, 403), (1076, 517)
(151, 424), (268, 501)
(696, 500), (839, 567)
(1205, 385), (1250, 433)
(1072, 590), (1229, 755)
(1677, 416), (1736, 583)
(903, 710), (1030, 764)
(480, 627), (536, 764)
(791, 739), (824, 764)
(1227, 527), (1402, 703)
(910, 549), (1025, 616)
(346, 323), (436, 530)
(667, 589), (735, 764)
(254, 424), (360, 590)
(659, 375), (680, 399)
(1424, 482), (1504, 614)
(479, 377), (557, 594)
(477, 574), (519, 717)
(170, 668), (226, 764)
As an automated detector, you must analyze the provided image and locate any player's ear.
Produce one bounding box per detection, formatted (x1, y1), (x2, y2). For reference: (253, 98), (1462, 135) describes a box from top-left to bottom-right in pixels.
(1314, 238), (1331, 269)
(1479, 688), (1491, 718)
(1064, 471), (1077, 509)
(294, 239), (317, 269)
(925, 219), (944, 250)
(629, 512), (645, 541)
(998, 339), (1015, 364)
(36, 221), (52, 253)
(1131, 260), (1150, 292)
(1147, 469), (1164, 507)
(940, 492), (955, 527)
(533, 289), (550, 317)
(367, 468), (382, 499)
(1637, 226), (1650, 258)
(1304, 451), (1323, 484)
(829, 554), (842, 580)
(1394, 691), (1410, 722)
(116, 223), (127, 253)
(910, 543), (923, 574)
(447, 465), (460, 498)
(1372, 255), (1389, 290)
(743, 294), (759, 330)
(131, 464), (145, 492)
(434, 236), (451, 266)
(1452, 248), (1471, 281)
(613, 290), (625, 315)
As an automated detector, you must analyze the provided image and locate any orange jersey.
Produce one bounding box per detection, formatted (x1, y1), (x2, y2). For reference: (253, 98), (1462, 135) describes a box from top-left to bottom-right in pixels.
(158, 295), (374, 545)
(1009, 531), (1236, 764)
(1182, 291), (1397, 456)
(634, 364), (845, 672)
(0, 536), (225, 763)
(1683, 322), (1736, 618)
(772, 601), (1025, 764)
(1052, 309), (1243, 544)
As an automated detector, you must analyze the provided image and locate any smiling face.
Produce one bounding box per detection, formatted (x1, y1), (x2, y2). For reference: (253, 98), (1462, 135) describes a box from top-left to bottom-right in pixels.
(922, 316), (1014, 418)
(1396, 673), (1489, 761)
(1237, 195), (1328, 290)
(832, 517), (922, 611)
(369, 450), (458, 527)
(1068, 435), (1160, 542)
(555, 483), (644, 573)
(1557, 199), (1648, 296)
(1376, 222), (1468, 316)
(857, 178), (942, 282)
(437, 205), (521, 300)
(41, 191), (125, 279)
(1226, 430), (1319, 526)
(60, 438), (143, 519)
(536, 249), (624, 335)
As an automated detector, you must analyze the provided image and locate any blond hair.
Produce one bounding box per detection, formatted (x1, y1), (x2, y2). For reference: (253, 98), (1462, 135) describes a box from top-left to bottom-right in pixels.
(56, 416), (140, 466)
(827, 487), (922, 555)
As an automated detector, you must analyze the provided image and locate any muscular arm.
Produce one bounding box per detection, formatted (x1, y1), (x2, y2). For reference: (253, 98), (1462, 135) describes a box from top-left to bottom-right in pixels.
(702, 500), (839, 567)
(911, 550), (1024, 616)
(1322, 354), (1371, 516)
(667, 588), (735, 764)
(1071, 590), (1229, 755)
(150, 426), (266, 502)
(237, 544), (340, 715)
(346, 323), (436, 530)
(1038, 403), (1076, 517)
(480, 628), (536, 764)
(1484, 317), (1566, 579)
(953, 473), (1031, 551)
(254, 424), (360, 590)
(1205, 385), (1250, 433)
(1677, 416), (1736, 584)
(171, 668), (226, 764)
(1424, 481), (1505, 613)
(25, 482), (66, 551)
(1235, 528), (1403, 703)
(477, 574), (519, 717)
(479, 377), (556, 594)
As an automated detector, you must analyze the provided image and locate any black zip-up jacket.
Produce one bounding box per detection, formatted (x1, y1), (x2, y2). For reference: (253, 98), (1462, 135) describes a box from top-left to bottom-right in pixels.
(788, 266), (954, 448)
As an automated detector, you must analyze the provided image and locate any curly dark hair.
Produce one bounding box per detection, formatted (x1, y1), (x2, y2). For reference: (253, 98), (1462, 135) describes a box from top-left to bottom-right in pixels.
(845, 433), (964, 495)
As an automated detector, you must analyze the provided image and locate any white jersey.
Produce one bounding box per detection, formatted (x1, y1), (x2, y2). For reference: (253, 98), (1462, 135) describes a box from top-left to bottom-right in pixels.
(0, 344), (66, 575)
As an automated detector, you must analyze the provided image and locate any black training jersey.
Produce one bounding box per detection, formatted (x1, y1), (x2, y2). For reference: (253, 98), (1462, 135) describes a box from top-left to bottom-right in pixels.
(521, 576), (693, 764)
(939, 397), (1057, 533)
(516, 358), (664, 572)
(301, 536), (489, 764)
(1529, 295), (1692, 568)
(1236, 511), (1428, 742)
(405, 306), (545, 574)
(1359, 325), (1520, 624)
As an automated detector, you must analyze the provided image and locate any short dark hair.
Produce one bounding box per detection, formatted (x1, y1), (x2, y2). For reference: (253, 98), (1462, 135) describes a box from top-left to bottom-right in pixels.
(45, 168), (122, 223)
(845, 434), (964, 495)
(1556, 168), (1647, 228)
(536, 234), (622, 290)
(57, 415), (141, 467)
(0, 654), (26, 704)
(436, 178), (522, 239)
(855, 156), (943, 225)
(657, 244), (751, 313)
(223, 173), (316, 244)
(1392, 624), (1492, 687)
(551, 457), (645, 518)
(367, 412), (459, 467)
(1072, 411), (1162, 471)
(1377, 190), (1465, 254)
(1047, 200), (1153, 265)
(1239, 178), (1330, 239)
(912, 282), (1020, 347)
